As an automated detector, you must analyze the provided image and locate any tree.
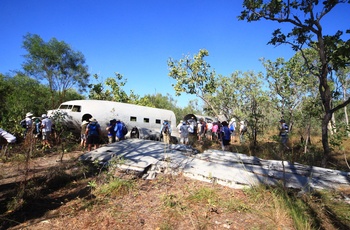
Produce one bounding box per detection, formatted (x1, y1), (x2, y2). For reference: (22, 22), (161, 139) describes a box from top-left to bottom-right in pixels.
(88, 73), (132, 102)
(22, 33), (90, 108)
(88, 74), (113, 101)
(168, 49), (220, 117)
(204, 74), (239, 120)
(105, 73), (129, 103)
(239, 0), (350, 166)
(229, 71), (268, 145)
(0, 73), (51, 135)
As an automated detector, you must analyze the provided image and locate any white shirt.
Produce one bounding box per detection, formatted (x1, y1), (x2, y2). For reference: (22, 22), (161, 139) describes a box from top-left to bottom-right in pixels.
(25, 117), (33, 128)
(41, 118), (52, 132)
(207, 122), (213, 131)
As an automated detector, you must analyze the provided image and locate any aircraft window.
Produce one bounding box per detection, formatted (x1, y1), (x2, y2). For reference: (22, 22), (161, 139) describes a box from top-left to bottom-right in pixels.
(143, 118), (149, 123)
(59, 105), (70, 110)
(72, 105), (81, 112)
(130, 116), (137, 122)
(155, 119), (161, 124)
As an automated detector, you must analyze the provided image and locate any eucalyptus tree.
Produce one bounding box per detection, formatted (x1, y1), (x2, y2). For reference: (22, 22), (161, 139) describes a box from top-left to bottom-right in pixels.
(168, 49), (220, 117)
(239, 0), (350, 166)
(261, 50), (320, 127)
(205, 74), (239, 121)
(229, 71), (269, 145)
(22, 33), (90, 108)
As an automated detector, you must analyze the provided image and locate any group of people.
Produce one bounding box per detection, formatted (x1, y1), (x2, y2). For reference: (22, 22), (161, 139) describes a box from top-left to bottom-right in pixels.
(175, 117), (290, 150)
(20, 112), (53, 148)
(175, 117), (248, 151)
(80, 117), (127, 151)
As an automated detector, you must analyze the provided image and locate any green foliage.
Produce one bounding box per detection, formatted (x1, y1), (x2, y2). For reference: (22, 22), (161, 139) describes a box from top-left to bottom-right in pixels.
(0, 73), (51, 135)
(168, 49), (220, 117)
(88, 73), (129, 102)
(22, 33), (90, 108)
(329, 123), (350, 150)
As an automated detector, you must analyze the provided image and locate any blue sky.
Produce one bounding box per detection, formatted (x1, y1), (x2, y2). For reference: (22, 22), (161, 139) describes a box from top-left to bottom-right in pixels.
(1, 0), (349, 108)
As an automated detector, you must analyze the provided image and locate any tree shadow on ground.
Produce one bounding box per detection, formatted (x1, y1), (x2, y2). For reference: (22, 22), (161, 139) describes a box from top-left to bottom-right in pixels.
(0, 158), (99, 230)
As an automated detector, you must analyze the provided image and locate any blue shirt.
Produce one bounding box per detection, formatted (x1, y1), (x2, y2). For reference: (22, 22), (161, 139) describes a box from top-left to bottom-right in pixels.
(114, 122), (124, 139)
(222, 126), (231, 141)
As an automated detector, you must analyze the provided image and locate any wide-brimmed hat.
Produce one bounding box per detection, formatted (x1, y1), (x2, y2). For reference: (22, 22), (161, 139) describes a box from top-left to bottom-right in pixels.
(279, 119), (285, 123)
(41, 114), (47, 118)
(89, 118), (97, 122)
(240, 121), (245, 124)
(231, 118), (236, 122)
(26, 112), (33, 117)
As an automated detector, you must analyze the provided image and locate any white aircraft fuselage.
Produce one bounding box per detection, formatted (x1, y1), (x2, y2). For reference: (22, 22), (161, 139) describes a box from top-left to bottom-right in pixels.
(47, 100), (178, 140)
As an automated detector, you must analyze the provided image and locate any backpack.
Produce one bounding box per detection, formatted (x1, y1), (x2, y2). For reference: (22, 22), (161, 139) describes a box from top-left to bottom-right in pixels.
(241, 125), (247, 133)
(162, 124), (169, 134)
(229, 123), (235, 132)
(88, 123), (98, 136)
(122, 123), (128, 135)
(20, 120), (27, 129)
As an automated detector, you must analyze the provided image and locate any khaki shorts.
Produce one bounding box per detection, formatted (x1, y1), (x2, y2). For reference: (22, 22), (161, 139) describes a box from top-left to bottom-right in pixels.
(42, 131), (51, 140)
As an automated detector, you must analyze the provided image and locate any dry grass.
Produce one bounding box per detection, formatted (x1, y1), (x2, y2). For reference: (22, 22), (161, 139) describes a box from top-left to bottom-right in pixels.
(10, 175), (294, 230)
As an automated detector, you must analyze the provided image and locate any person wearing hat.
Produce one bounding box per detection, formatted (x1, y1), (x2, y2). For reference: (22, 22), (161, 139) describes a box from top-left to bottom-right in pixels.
(80, 119), (89, 149)
(279, 119), (289, 149)
(160, 121), (171, 144)
(20, 112), (34, 138)
(85, 118), (101, 151)
(41, 114), (52, 148)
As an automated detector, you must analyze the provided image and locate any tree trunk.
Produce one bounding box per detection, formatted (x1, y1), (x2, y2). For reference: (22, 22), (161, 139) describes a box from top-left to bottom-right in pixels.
(321, 112), (332, 167)
(304, 123), (311, 155)
(343, 86), (350, 137)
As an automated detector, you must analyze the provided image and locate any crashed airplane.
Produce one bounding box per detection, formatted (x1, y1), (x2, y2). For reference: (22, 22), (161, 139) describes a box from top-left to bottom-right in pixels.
(47, 100), (178, 140)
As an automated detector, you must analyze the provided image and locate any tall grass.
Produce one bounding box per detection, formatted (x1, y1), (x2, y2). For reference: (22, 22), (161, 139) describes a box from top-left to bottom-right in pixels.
(244, 185), (314, 230)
